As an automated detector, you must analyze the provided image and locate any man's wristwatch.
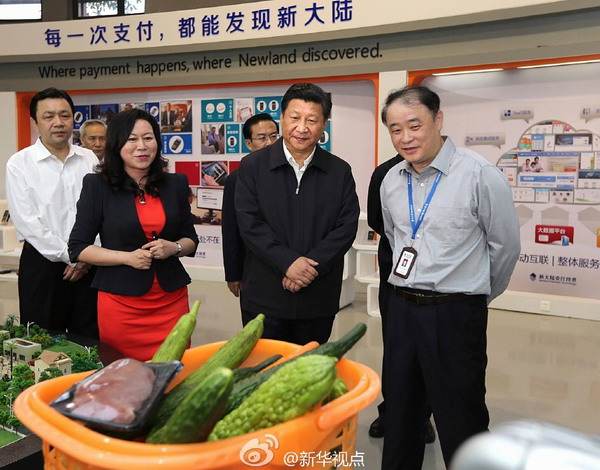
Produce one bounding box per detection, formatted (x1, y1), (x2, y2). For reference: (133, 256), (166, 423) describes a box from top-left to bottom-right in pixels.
(175, 241), (182, 255)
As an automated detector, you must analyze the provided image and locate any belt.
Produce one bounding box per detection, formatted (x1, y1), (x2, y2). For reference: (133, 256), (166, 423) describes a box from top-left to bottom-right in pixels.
(393, 286), (477, 305)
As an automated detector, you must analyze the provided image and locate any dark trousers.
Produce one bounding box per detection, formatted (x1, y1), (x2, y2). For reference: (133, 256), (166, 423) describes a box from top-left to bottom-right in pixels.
(382, 292), (489, 469)
(18, 242), (99, 339)
(242, 311), (335, 345)
(377, 279), (393, 415)
(378, 281), (433, 423)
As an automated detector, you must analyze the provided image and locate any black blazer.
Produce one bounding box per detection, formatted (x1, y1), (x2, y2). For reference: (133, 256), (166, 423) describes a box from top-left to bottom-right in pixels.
(235, 139), (359, 319)
(221, 170), (245, 282)
(69, 172), (199, 296)
(161, 110), (178, 127)
(366, 154), (404, 282)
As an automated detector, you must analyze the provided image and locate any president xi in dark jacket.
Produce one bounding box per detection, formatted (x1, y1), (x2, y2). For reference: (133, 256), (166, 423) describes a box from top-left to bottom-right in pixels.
(235, 83), (359, 345)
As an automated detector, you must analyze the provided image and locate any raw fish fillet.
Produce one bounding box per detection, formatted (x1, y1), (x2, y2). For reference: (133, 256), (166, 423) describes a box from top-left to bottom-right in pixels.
(69, 358), (155, 424)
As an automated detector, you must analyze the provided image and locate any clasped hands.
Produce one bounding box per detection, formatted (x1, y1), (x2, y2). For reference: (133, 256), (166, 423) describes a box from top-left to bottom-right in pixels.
(282, 256), (319, 293)
(63, 261), (90, 282)
(128, 239), (179, 270)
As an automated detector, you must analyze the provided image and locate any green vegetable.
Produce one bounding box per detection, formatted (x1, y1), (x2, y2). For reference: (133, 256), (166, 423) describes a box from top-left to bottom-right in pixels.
(151, 300), (201, 363)
(152, 314), (264, 429)
(208, 355), (337, 441)
(305, 323), (367, 359)
(146, 367), (233, 444)
(221, 322), (366, 416)
(323, 377), (349, 404)
(233, 354), (282, 383)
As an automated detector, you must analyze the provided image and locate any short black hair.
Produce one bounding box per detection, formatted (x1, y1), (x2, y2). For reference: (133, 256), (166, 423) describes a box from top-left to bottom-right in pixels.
(98, 109), (167, 196)
(29, 88), (75, 122)
(281, 82), (332, 120)
(242, 113), (278, 140)
(381, 85), (440, 125)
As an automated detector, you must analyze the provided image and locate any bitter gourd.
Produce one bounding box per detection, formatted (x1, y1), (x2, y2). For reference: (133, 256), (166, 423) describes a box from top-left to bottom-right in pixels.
(208, 355), (337, 441)
(151, 300), (200, 363)
(151, 314), (264, 429)
(221, 322), (366, 416)
(323, 377), (349, 404)
(146, 367), (233, 444)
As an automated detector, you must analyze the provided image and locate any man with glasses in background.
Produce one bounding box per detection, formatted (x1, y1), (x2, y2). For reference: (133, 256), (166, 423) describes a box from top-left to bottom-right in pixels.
(222, 113), (279, 302)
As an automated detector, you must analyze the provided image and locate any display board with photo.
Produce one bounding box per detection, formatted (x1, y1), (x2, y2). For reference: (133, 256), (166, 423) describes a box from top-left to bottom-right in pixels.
(426, 64), (600, 299)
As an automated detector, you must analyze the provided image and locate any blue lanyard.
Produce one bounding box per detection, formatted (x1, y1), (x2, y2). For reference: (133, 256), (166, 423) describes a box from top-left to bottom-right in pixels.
(407, 171), (442, 241)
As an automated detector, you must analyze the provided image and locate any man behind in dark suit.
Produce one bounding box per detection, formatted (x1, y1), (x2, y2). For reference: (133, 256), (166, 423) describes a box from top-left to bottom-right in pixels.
(235, 83), (359, 345)
(222, 114), (279, 299)
(161, 102), (177, 130)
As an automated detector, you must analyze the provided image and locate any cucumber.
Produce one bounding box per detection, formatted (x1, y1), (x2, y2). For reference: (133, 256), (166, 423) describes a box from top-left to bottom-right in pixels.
(151, 300), (201, 363)
(221, 322), (366, 417)
(233, 354), (282, 383)
(305, 322), (367, 359)
(208, 355), (337, 441)
(146, 367), (233, 444)
(151, 314), (264, 429)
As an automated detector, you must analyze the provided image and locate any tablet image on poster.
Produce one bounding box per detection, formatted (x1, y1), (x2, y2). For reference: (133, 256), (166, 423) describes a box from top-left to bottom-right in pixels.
(201, 160), (229, 187)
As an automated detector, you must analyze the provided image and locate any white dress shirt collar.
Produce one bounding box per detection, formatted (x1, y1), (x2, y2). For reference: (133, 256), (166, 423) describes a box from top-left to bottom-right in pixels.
(282, 141), (316, 184)
(33, 137), (78, 163)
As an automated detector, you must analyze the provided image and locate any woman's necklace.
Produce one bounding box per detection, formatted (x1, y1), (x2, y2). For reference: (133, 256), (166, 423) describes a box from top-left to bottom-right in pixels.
(138, 177), (147, 205)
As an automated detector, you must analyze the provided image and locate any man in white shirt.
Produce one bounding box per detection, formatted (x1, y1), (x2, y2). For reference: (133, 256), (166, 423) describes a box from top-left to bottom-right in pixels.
(6, 88), (99, 338)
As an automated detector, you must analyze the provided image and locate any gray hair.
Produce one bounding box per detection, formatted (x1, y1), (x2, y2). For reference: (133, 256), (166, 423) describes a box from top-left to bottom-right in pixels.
(80, 119), (107, 138)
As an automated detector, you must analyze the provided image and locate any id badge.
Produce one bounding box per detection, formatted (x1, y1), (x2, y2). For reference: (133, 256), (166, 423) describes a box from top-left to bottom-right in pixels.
(393, 247), (417, 279)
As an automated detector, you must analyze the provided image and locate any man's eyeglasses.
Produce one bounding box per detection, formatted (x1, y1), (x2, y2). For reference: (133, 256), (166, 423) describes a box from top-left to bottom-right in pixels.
(251, 133), (280, 143)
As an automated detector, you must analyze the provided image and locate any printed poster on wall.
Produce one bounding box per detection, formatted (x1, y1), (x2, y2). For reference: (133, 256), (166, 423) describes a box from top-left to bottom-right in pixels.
(73, 105), (89, 130)
(255, 95), (282, 119)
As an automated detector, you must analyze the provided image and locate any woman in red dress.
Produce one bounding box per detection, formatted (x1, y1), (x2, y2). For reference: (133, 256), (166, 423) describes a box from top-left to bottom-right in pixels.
(69, 109), (199, 361)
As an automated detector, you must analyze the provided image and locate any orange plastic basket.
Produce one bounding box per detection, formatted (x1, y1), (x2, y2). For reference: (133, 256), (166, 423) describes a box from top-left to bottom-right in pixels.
(15, 339), (380, 470)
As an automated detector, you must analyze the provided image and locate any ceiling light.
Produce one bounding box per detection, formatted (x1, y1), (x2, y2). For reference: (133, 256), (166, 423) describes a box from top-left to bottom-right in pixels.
(517, 59), (600, 69)
(432, 68), (504, 76)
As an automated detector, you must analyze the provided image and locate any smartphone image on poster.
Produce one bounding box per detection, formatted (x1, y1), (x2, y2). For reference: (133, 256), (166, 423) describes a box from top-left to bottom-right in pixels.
(171, 137), (183, 151)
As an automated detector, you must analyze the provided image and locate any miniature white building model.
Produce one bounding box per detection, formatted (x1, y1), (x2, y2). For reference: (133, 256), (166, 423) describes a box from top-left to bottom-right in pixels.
(3, 338), (41, 365)
(34, 351), (72, 382)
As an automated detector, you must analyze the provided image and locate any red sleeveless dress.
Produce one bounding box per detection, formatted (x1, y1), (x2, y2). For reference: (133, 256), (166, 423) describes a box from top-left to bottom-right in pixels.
(97, 194), (189, 361)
